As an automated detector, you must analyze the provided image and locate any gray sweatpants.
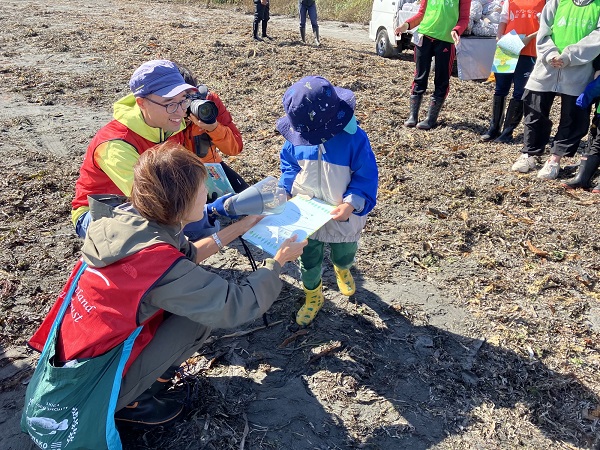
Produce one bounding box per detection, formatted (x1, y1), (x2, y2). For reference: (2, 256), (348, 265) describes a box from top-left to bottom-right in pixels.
(116, 314), (211, 410)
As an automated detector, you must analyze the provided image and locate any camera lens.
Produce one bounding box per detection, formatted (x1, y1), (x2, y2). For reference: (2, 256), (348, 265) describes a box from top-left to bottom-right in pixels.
(188, 99), (219, 124)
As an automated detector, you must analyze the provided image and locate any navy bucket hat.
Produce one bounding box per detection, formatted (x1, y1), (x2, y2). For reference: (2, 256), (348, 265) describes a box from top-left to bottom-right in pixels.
(276, 76), (356, 146)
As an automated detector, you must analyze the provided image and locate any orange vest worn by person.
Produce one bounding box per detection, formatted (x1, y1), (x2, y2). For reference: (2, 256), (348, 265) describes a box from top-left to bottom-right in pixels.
(29, 244), (184, 375)
(505, 0), (546, 57)
(72, 121), (184, 210)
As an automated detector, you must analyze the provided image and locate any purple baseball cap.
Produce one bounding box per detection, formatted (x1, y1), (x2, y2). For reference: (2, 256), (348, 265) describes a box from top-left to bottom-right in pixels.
(129, 60), (197, 98)
(276, 76), (356, 146)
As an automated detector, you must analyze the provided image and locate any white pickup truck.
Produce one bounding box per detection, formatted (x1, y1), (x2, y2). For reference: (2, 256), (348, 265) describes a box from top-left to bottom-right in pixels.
(368, 0), (417, 57)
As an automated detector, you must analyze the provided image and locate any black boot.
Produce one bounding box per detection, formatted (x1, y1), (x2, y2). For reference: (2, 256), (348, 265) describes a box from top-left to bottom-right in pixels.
(494, 98), (524, 143)
(300, 26), (306, 43)
(480, 95), (506, 142)
(313, 27), (320, 46)
(253, 20), (262, 41)
(416, 97), (445, 130)
(262, 20), (272, 39)
(146, 365), (180, 397)
(404, 94), (422, 127)
(561, 154), (600, 190)
(115, 390), (183, 427)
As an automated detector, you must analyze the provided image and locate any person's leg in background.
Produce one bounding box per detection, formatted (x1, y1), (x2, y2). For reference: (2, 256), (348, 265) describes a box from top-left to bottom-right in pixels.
(538, 93), (592, 180)
(495, 55), (534, 143)
(299, 0), (307, 43)
(417, 38), (454, 130)
(562, 115), (600, 190)
(511, 89), (554, 173)
(261, 1), (271, 39)
(253, 1), (264, 41)
(405, 36), (435, 127)
(480, 71), (512, 141)
(308, 2), (319, 46)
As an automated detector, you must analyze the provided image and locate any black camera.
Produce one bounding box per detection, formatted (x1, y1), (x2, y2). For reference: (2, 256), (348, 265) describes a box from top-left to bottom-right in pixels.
(187, 92), (218, 125)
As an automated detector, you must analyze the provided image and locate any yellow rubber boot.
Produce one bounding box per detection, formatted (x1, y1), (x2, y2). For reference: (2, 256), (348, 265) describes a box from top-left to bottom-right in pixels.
(296, 282), (324, 326)
(334, 266), (355, 296)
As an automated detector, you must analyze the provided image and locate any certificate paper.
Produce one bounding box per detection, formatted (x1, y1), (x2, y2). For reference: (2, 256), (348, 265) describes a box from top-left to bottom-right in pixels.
(242, 196), (335, 256)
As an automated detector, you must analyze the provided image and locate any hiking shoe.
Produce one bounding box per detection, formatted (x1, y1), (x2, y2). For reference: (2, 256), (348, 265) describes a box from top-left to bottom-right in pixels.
(537, 161), (560, 180)
(511, 154), (536, 173)
(334, 266), (356, 296)
(296, 282), (324, 326)
(115, 396), (183, 427)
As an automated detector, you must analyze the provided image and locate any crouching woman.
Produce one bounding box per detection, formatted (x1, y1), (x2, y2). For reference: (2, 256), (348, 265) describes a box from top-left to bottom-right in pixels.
(22, 142), (306, 449)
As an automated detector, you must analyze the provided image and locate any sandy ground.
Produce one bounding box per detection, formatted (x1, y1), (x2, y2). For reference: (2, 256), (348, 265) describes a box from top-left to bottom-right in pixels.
(1, 0), (600, 449)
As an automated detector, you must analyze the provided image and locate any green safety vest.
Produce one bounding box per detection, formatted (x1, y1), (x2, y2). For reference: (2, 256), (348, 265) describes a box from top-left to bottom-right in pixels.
(418, 0), (460, 43)
(552, 0), (600, 52)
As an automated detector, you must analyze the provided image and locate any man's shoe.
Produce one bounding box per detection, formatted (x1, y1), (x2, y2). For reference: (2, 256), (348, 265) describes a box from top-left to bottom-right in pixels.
(115, 396), (183, 427)
(334, 266), (355, 296)
(511, 154), (536, 173)
(537, 161), (560, 180)
(296, 282), (324, 326)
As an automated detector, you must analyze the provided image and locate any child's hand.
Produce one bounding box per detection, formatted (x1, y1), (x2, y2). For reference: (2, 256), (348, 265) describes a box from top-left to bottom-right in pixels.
(331, 203), (355, 222)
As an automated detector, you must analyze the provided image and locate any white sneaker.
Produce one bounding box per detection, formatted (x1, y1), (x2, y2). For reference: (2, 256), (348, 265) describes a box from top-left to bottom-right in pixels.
(511, 154), (537, 173)
(537, 161), (560, 180)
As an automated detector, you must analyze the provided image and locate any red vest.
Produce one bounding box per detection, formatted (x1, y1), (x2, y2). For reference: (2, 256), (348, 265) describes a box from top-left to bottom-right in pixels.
(505, 0), (545, 57)
(29, 244), (184, 375)
(72, 121), (184, 210)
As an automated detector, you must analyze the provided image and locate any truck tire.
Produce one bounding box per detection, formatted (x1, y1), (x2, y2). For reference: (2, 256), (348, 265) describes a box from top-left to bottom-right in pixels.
(375, 29), (393, 58)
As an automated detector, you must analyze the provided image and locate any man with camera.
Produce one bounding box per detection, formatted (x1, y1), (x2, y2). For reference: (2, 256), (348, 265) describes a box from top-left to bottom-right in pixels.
(177, 65), (249, 199)
(71, 59), (243, 243)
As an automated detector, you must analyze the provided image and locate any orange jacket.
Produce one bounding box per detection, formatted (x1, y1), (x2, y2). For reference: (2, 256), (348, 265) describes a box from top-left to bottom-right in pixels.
(182, 91), (243, 163)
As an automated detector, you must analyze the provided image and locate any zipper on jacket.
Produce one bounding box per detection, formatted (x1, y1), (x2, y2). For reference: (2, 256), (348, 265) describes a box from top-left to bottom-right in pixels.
(317, 144), (324, 199)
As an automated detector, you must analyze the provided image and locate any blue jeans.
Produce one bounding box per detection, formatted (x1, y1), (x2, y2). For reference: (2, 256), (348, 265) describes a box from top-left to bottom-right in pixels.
(299, 1), (318, 31)
(75, 211), (92, 238)
(494, 55), (535, 100)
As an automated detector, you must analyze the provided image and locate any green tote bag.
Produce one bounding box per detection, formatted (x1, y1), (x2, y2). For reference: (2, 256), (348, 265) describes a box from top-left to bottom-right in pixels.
(21, 262), (142, 450)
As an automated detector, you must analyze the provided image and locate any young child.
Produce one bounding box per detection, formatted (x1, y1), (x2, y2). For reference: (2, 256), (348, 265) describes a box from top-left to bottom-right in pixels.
(276, 76), (379, 326)
(561, 71), (600, 191)
(511, 0), (600, 179)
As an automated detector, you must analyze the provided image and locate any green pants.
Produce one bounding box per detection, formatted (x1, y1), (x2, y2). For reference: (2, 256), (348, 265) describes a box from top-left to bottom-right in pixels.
(300, 238), (358, 290)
